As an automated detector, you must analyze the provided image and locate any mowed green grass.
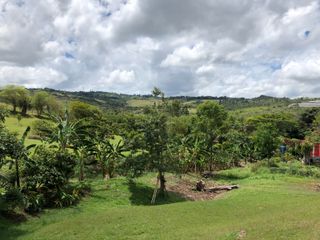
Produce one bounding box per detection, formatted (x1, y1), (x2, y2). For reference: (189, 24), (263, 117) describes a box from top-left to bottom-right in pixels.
(4, 116), (41, 145)
(1, 169), (320, 240)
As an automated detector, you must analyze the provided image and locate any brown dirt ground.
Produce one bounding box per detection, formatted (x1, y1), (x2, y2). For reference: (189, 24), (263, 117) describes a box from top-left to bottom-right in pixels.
(167, 178), (233, 201)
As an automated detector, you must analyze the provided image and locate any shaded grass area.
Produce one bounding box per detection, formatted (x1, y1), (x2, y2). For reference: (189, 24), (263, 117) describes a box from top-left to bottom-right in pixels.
(1, 170), (320, 240)
(127, 179), (186, 205)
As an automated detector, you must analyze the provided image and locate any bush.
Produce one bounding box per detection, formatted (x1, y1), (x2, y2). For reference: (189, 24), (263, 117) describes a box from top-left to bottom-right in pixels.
(268, 157), (281, 167)
(251, 161), (269, 173)
(252, 159), (320, 178)
(22, 146), (77, 210)
(24, 191), (44, 213)
(31, 119), (55, 140)
(73, 181), (91, 197)
(0, 188), (25, 212)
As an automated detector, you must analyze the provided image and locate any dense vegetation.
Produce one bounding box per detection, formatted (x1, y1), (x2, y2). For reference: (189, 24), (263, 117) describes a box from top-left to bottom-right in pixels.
(1, 85), (320, 239)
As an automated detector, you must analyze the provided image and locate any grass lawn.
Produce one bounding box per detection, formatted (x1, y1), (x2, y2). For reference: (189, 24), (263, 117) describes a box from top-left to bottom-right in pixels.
(1, 169), (320, 240)
(4, 116), (41, 145)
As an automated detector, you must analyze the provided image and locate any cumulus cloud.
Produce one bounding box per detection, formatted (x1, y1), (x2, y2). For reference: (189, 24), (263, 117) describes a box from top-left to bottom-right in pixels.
(196, 65), (215, 75)
(0, 65), (67, 87)
(160, 43), (209, 67)
(0, 0), (319, 97)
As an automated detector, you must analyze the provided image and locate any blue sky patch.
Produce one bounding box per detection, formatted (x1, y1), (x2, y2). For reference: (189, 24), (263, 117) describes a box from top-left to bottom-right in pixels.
(64, 52), (75, 59)
(304, 30), (311, 38)
(101, 12), (112, 18)
(16, 0), (25, 7)
(270, 62), (282, 71)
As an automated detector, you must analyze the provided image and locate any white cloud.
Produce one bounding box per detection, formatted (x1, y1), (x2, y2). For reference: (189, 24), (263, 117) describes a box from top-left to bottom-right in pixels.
(282, 2), (317, 24)
(0, 66), (67, 88)
(0, 0), (320, 97)
(280, 55), (320, 83)
(196, 65), (215, 75)
(161, 43), (208, 67)
(107, 69), (135, 84)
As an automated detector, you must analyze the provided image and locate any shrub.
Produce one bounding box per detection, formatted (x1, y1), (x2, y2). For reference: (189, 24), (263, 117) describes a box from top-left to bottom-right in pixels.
(0, 188), (25, 212)
(22, 146), (77, 209)
(253, 159), (320, 178)
(268, 157), (281, 167)
(24, 191), (44, 213)
(251, 161), (268, 173)
(31, 119), (55, 140)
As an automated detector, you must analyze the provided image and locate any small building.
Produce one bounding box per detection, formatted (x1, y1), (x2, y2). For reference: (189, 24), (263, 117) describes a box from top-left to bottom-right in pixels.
(304, 143), (320, 164)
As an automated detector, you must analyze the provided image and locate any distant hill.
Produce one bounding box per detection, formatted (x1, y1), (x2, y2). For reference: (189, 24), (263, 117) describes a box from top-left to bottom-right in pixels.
(28, 88), (320, 111)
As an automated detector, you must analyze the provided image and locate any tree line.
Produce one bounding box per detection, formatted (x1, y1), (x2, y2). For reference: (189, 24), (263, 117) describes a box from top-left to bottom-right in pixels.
(0, 85), (61, 116)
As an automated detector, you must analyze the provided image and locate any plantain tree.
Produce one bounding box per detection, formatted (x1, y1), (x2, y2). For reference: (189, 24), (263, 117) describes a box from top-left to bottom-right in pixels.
(93, 135), (126, 179)
(40, 110), (89, 152)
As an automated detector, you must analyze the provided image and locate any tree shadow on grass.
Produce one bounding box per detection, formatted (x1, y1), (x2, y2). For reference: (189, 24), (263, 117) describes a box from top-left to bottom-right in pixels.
(127, 180), (187, 206)
(212, 172), (251, 181)
(0, 216), (30, 240)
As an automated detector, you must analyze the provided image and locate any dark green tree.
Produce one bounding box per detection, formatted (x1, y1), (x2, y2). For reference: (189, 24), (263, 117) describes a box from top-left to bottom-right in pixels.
(253, 123), (280, 161)
(196, 101), (228, 171)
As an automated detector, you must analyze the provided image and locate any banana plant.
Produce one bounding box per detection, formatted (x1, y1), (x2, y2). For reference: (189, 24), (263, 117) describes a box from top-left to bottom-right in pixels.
(41, 110), (91, 152)
(93, 136), (126, 179)
(73, 138), (95, 181)
(105, 139), (126, 178)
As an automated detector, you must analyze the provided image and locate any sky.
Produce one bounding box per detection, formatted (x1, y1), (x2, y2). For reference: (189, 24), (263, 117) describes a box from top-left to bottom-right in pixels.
(0, 0), (320, 98)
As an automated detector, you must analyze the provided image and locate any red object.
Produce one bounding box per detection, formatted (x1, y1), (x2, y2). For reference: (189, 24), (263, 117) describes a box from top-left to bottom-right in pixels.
(311, 143), (320, 158)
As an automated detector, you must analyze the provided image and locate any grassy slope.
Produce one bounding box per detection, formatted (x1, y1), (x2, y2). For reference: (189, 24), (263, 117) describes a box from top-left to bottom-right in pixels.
(4, 116), (40, 145)
(229, 105), (303, 119)
(127, 99), (159, 107)
(1, 169), (320, 240)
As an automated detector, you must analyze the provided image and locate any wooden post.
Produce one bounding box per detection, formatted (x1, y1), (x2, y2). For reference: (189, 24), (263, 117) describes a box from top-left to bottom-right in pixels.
(151, 177), (159, 204)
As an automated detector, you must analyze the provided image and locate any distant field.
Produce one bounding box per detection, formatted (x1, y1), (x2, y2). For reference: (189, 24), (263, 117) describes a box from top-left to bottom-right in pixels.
(127, 98), (216, 114)
(127, 98), (160, 107)
(1, 168), (320, 240)
(5, 116), (41, 145)
(229, 105), (304, 119)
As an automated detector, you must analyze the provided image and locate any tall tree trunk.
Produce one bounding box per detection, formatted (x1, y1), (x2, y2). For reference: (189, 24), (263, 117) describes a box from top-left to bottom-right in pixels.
(101, 161), (106, 179)
(79, 158), (84, 181)
(158, 171), (166, 196)
(15, 159), (20, 188)
(21, 104), (27, 116)
(13, 104), (17, 113)
(108, 160), (114, 178)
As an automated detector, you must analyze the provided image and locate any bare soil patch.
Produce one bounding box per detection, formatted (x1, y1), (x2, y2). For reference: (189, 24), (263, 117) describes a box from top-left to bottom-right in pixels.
(167, 178), (237, 201)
